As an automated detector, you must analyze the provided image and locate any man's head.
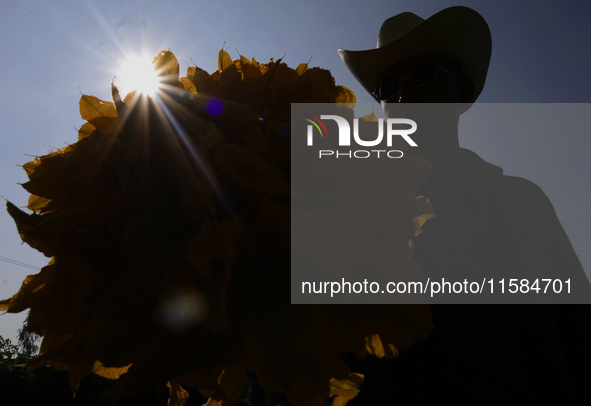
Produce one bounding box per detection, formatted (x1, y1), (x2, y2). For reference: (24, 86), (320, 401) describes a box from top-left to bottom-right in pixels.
(338, 7), (491, 170)
(375, 54), (475, 154)
(339, 6), (491, 112)
(375, 55), (473, 106)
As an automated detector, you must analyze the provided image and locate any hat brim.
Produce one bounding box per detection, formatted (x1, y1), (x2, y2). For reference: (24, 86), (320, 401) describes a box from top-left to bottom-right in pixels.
(339, 6), (491, 108)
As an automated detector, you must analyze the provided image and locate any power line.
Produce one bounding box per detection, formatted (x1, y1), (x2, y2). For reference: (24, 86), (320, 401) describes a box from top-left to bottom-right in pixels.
(0, 256), (40, 268)
(0, 256), (41, 271)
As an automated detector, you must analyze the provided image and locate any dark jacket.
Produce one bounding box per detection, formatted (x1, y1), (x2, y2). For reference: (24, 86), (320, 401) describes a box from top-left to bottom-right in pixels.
(345, 149), (591, 406)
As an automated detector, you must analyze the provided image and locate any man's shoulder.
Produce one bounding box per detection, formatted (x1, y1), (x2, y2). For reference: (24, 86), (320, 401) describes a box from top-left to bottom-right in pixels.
(460, 148), (547, 198)
(498, 174), (547, 199)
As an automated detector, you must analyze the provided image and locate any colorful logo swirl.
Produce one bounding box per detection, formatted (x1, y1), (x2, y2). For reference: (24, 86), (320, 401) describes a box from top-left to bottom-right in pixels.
(303, 113), (328, 138)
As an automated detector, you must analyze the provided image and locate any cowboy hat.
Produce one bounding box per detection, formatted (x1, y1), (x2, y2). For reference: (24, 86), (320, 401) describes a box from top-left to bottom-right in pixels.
(339, 6), (492, 105)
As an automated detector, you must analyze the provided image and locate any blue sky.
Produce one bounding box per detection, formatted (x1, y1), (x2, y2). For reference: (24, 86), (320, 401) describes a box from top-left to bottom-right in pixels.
(1, 0), (590, 342)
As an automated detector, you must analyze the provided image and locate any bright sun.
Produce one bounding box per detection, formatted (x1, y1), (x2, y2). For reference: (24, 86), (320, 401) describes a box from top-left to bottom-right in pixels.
(117, 55), (161, 97)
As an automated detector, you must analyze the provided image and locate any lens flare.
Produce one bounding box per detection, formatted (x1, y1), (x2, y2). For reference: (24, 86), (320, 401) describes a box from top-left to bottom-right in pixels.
(117, 55), (161, 97)
(156, 287), (207, 333)
(206, 98), (224, 116)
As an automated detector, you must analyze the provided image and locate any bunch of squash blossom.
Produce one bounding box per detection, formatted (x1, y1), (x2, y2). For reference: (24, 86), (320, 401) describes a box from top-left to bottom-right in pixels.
(1, 50), (434, 406)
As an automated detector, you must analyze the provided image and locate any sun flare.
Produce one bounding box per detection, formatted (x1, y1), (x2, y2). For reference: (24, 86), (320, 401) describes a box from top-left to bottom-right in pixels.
(117, 55), (161, 97)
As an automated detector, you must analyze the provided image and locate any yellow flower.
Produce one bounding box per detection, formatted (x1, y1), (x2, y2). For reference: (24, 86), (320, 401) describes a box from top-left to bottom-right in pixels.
(2, 49), (434, 406)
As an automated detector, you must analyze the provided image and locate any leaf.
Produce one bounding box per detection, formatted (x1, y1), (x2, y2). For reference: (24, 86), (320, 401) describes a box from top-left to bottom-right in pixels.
(335, 86), (356, 104)
(6, 201), (53, 256)
(359, 111), (378, 122)
(180, 77), (197, 95)
(412, 196), (436, 236)
(167, 381), (190, 406)
(79, 94), (121, 133)
(187, 66), (219, 95)
(239, 55), (250, 66)
(77, 122), (96, 140)
(296, 62), (308, 76)
(123, 90), (139, 106)
(79, 95), (117, 121)
(239, 59), (264, 82)
(0, 265), (54, 314)
(93, 361), (132, 380)
(22, 158), (44, 179)
(27, 194), (53, 213)
(153, 50), (180, 82)
(217, 48), (233, 72)
(363, 334), (398, 358)
(330, 374), (364, 406)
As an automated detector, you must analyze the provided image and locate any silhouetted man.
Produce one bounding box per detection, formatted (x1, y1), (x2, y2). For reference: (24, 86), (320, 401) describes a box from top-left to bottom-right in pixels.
(339, 6), (590, 405)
